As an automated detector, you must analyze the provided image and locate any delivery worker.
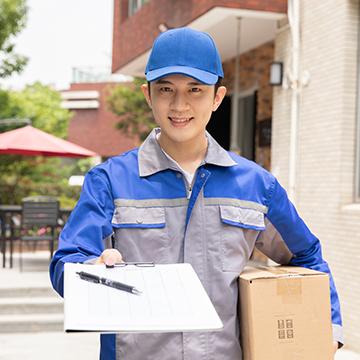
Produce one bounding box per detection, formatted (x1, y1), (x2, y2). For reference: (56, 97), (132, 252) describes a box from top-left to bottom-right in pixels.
(50, 27), (343, 359)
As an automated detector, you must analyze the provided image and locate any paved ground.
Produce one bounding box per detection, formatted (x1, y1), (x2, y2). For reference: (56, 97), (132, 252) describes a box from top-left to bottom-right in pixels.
(0, 252), (98, 359)
(0, 332), (99, 360)
(0, 252), (359, 359)
(0, 331), (358, 360)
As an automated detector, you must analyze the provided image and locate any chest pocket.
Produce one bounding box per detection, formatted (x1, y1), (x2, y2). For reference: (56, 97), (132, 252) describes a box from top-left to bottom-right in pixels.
(111, 206), (168, 262)
(220, 205), (265, 272)
(112, 206), (165, 228)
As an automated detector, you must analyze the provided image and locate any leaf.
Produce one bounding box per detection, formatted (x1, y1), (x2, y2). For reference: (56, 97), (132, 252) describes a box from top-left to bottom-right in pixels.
(0, 0), (28, 77)
(107, 78), (156, 141)
(0, 84), (85, 206)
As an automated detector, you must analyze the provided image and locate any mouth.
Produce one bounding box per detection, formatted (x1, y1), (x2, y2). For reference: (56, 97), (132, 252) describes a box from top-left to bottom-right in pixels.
(168, 116), (194, 127)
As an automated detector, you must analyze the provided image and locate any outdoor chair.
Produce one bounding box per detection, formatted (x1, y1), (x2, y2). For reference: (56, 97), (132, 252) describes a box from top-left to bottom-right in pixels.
(19, 196), (59, 271)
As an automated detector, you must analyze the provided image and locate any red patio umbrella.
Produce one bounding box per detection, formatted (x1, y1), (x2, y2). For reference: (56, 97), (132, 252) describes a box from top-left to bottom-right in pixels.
(0, 125), (98, 157)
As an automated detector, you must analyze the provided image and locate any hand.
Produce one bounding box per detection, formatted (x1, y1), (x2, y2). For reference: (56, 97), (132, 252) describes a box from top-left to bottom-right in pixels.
(95, 249), (123, 266)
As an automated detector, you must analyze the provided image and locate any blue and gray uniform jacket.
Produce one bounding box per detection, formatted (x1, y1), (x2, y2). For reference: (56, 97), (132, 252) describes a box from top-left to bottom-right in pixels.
(50, 128), (343, 360)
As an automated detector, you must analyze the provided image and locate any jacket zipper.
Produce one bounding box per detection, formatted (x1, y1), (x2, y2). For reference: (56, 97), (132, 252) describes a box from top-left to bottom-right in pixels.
(181, 175), (192, 199)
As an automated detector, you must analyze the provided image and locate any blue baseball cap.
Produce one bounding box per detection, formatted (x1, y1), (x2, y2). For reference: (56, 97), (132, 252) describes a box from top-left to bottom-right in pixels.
(145, 27), (224, 85)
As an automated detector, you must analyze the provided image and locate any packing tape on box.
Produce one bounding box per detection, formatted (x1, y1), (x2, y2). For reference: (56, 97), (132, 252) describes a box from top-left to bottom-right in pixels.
(263, 266), (299, 276)
(276, 278), (302, 304)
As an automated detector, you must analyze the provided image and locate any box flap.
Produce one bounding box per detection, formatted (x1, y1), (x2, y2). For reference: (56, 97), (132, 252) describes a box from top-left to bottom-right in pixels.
(239, 265), (327, 281)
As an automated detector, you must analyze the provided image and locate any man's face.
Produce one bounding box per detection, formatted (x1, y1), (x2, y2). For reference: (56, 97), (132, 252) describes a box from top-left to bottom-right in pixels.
(141, 74), (226, 146)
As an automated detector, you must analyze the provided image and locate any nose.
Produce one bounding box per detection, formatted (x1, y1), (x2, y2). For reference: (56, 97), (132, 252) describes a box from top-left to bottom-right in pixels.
(170, 92), (190, 112)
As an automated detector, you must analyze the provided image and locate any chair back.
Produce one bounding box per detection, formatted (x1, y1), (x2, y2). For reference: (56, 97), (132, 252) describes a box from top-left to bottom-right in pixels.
(21, 196), (59, 227)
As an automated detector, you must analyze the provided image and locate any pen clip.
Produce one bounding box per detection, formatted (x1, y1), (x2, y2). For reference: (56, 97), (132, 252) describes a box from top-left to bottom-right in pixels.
(76, 271), (100, 283)
(105, 261), (155, 269)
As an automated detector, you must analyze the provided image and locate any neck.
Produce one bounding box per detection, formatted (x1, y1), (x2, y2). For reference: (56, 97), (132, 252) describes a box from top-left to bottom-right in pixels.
(158, 133), (208, 173)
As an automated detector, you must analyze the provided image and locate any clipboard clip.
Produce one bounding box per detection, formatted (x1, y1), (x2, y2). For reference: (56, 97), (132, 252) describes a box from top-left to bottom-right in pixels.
(106, 261), (155, 269)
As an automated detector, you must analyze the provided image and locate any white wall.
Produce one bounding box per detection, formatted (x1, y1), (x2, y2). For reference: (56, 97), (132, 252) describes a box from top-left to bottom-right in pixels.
(272, 0), (360, 352)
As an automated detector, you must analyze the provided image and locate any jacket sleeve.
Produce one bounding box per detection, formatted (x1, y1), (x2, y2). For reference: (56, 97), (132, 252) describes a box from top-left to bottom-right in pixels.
(255, 176), (343, 346)
(49, 169), (114, 297)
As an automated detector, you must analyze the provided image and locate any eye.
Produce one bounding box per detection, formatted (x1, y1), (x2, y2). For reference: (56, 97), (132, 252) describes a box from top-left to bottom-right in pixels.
(190, 87), (202, 93)
(159, 87), (173, 93)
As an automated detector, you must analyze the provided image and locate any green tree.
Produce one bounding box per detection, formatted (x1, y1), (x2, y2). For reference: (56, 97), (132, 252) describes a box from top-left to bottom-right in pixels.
(0, 83), (92, 207)
(3, 82), (70, 137)
(107, 77), (155, 141)
(0, 0), (28, 78)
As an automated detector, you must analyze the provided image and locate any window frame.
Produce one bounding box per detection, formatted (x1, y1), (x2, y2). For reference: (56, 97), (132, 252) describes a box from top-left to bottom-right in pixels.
(355, 5), (360, 202)
(128, 0), (148, 17)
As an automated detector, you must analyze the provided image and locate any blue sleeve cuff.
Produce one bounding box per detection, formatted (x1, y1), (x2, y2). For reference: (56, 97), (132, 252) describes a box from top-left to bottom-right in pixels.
(50, 253), (100, 297)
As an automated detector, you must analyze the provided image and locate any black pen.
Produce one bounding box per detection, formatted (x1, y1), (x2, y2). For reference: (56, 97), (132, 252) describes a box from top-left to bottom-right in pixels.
(76, 271), (142, 295)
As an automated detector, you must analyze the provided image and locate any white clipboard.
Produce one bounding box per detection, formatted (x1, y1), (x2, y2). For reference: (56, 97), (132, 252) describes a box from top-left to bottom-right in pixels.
(64, 263), (223, 333)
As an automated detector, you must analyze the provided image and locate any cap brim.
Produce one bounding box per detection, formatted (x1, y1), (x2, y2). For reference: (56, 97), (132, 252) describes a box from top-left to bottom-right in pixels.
(146, 66), (219, 85)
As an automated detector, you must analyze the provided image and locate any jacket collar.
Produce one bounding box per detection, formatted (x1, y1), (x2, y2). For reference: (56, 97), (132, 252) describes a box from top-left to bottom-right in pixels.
(138, 128), (237, 177)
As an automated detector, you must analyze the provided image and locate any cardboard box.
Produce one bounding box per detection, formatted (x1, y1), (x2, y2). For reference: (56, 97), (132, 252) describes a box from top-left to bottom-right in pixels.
(239, 266), (333, 360)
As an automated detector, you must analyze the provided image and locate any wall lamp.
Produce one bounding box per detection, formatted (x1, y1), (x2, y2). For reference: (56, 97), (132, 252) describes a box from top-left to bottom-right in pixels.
(269, 61), (283, 86)
(158, 23), (169, 33)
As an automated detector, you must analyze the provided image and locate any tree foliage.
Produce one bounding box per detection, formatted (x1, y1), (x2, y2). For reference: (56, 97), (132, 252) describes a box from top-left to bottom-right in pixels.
(0, 82), (70, 136)
(0, 0), (28, 78)
(0, 83), (92, 207)
(107, 78), (156, 141)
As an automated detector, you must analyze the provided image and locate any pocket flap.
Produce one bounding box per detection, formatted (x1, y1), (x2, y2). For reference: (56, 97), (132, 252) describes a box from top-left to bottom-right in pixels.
(220, 205), (265, 230)
(111, 207), (166, 228)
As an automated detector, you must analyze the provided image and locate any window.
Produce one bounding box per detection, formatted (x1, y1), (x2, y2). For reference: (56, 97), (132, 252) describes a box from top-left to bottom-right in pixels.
(237, 93), (256, 161)
(128, 0), (148, 17)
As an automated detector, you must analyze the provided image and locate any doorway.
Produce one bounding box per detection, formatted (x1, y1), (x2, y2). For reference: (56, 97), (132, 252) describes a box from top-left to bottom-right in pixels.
(207, 95), (231, 150)
(207, 91), (257, 161)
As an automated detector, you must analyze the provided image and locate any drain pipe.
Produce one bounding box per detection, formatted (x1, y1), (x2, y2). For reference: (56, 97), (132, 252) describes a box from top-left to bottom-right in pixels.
(287, 0), (301, 203)
(230, 17), (242, 153)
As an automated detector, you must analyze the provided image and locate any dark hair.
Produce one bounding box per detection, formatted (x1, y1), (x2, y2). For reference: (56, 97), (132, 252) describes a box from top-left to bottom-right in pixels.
(214, 77), (222, 94)
(147, 77), (223, 97)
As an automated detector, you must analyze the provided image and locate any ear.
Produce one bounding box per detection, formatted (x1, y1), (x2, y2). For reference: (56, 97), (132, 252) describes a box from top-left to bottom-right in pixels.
(141, 83), (152, 108)
(212, 86), (227, 112)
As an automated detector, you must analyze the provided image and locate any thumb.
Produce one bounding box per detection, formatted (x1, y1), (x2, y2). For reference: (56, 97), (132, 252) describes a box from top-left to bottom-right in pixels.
(95, 249), (123, 266)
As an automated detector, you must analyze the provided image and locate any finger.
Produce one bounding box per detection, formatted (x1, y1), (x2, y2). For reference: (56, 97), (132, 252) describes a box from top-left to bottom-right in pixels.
(101, 249), (123, 266)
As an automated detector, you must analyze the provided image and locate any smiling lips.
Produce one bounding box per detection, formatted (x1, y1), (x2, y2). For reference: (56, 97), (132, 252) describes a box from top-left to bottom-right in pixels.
(168, 116), (194, 127)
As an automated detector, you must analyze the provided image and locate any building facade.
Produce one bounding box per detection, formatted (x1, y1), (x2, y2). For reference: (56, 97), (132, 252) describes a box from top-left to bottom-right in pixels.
(112, 0), (360, 352)
(61, 81), (138, 158)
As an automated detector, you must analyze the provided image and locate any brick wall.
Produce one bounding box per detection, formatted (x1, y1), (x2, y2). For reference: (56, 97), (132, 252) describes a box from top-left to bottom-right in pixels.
(66, 82), (138, 158)
(272, 0), (360, 351)
(223, 41), (274, 170)
(112, 0), (287, 73)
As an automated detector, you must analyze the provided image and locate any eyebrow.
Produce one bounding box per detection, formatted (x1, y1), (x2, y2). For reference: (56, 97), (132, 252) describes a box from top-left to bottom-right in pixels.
(154, 79), (204, 86)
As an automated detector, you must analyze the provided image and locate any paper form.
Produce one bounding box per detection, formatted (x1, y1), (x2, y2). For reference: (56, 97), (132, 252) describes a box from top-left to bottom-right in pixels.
(64, 263), (223, 333)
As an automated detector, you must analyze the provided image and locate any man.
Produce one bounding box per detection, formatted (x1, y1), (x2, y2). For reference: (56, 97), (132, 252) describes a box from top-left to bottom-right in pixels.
(50, 28), (342, 359)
